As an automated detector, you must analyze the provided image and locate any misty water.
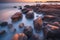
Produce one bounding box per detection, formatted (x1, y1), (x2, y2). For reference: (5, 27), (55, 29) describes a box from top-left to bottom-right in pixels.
(0, 2), (60, 40)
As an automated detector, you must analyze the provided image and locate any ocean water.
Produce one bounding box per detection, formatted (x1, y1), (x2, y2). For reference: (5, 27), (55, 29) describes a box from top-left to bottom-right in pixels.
(0, 2), (60, 40)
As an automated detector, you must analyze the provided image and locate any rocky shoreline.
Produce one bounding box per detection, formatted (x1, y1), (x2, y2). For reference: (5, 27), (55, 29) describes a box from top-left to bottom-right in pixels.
(0, 4), (60, 40)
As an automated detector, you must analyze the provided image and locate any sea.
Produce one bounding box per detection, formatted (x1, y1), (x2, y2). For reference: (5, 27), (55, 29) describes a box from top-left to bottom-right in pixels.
(0, 2), (60, 40)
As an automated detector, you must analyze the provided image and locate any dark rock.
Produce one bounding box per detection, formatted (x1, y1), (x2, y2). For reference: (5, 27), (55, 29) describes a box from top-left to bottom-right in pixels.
(42, 15), (57, 22)
(12, 33), (27, 40)
(19, 23), (24, 28)
(22, 8), (32, 14)
(10, 28), (16, 32)
(0, 22), (8, 26)
(0, 30), (6, 35)
(11, 12), (23, 22)
(43, 24), (60, 40)
(24, 5), (30, 8)
(19, 6), (22, 9)
(13, 6), (17, 8)
(26, 11), (34, 19)
(31, 34), (40, 40)
(22, 8), (29, 14)
(33, 17), (43, 31)
(23, 26), (33, 38)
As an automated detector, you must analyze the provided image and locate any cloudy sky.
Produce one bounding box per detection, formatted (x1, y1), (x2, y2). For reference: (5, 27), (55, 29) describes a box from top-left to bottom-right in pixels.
(0, 0), (60, 2)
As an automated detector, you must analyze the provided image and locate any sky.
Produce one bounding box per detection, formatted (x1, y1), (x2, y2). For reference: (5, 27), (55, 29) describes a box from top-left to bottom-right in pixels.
(0, 0), (60, 3)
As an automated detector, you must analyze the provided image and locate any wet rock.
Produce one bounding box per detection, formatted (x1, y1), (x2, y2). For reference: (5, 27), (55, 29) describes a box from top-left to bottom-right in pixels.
(43, 24), (60, 40)
(31, 34), (40, 40)
(22, 8), (29, 14)
(12, 33), (28, 40)
(0, 22), (8, 26)
(11, 12), (23, 22)
(8, 24), (13, 28)
(19, 6), (22, 9)
(24, 5), (30, 8)
(23, 26), (33, 38)
(0, 30), (6, 35)
(19, 23), (24, 28)
(33, 17), (43, 31)
(26, 11), (34, 19)
(42, 15), (56, 22)
(13, 6), (17, 8)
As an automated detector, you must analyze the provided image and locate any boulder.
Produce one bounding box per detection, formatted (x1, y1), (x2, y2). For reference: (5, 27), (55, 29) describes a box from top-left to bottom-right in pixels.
(31, 34), (40, 40)
(11, 12), (23, 22)
(23, 26), (33, 38)
(26, 11), (34, 19)
(0, 22), (8, 26)
(33, 17), (43, 31)
(12, 33), (27, 40)
(43, 24), (60, 40)
(42, 15), (56, 22)
(22, 8), (29, 14)
(24, 5), (30, 8)
(0, 30), (6, 35)
(19, 23), (24, 28)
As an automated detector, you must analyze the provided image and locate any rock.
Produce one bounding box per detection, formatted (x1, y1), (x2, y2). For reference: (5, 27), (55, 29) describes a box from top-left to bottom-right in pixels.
(31, 34), (40, 40)
(0, 30), (6, 35)
(33, 17), (43, 31)
(11, 12), (23, 22)
(42, 15), (56, 22)
(43, 24), (60, 40)
(22, 8), (32, 14)
(13, 6), (17, 8)
(8, 24), (13, 28)
(23, 26), (33, 38)
(0, 22), (8, 26)
(26, 11), (34, 19)
(22, 8), (29, 14)
(19, 23), (24, 28)
(12, 33), (27, 40)
(19, 6), (22, 9)
(24, 5), (30, 8)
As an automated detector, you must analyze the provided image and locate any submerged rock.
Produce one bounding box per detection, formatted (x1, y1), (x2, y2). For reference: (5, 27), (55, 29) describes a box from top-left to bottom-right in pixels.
(10, 28), (16, 32)
(0, 30), (6, 35)
(0, 22), (8, 26)
(11, 12), (23, 22)
(23, 26), (33, 38)
(26, 11), (34, 19)
(19, 23), (24, 28)
(19, 6), (22, 9)
(12, 33), (28, 40)
(33, 17), (43, 31)
(8, 24), (13, 28)
(13, 6), (17, 8)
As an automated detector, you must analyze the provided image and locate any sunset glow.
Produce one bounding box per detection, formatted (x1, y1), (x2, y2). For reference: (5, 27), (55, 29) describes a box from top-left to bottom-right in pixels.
(0, 0), (60, 2)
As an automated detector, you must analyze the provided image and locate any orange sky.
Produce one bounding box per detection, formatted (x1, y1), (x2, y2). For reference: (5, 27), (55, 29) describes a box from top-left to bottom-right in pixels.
(0, 0), (60, 2)
(20, 0), (60, 2)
